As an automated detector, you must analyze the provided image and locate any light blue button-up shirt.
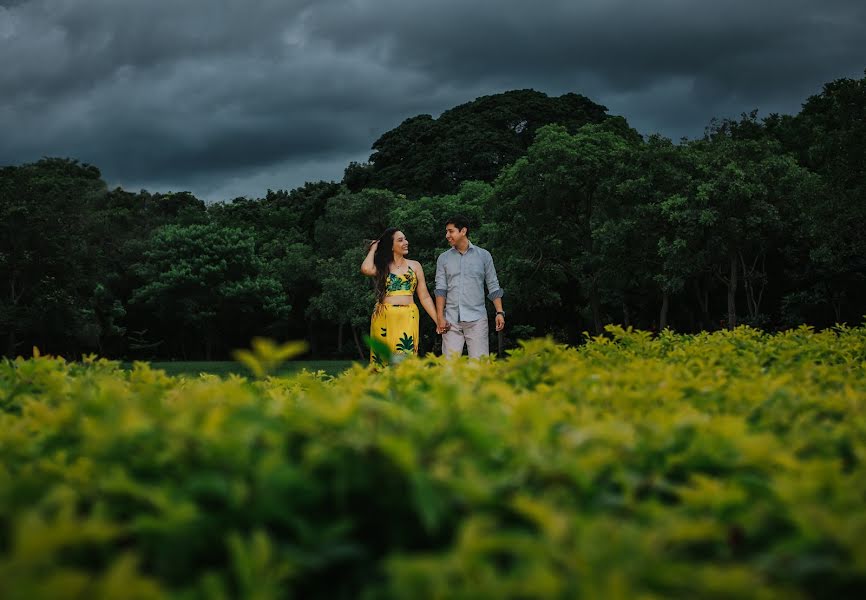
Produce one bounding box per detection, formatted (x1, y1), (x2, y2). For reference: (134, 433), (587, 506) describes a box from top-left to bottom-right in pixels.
(434, 242), (503, 323)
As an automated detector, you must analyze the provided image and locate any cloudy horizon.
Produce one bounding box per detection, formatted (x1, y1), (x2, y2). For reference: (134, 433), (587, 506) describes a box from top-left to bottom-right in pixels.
(2, 0), (864, 202)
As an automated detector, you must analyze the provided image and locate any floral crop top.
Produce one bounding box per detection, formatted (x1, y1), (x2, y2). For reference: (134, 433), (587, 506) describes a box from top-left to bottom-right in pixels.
(385, 266), (417, 296)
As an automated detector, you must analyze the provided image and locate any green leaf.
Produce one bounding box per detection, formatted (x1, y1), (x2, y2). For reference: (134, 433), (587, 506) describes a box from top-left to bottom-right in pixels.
(232, 338), (309, 378)
(364, 334), (392, 364)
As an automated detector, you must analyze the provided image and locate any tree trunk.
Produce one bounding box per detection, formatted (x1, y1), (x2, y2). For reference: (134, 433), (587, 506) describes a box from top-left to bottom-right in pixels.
(727, 254), (737, 330)
(659, 291), (670, 331)
(622, 301), (631, 328)
(742, 273), (753, 319)
(351, 326), (365, 361)
(337, 322), (344, 353)
(739, 252), (766, 320)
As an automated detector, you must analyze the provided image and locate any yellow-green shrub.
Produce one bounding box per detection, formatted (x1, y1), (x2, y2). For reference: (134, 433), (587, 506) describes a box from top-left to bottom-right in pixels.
(1, 325), (865, 599)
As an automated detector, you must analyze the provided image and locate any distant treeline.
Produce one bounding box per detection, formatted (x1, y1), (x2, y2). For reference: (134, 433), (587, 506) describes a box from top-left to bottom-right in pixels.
(1, 72), (864, 360)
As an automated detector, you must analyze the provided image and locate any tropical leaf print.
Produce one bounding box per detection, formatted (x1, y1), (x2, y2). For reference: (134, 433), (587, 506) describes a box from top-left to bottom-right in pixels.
(396, 332), (415, 354)
(386, 267), (417, 293)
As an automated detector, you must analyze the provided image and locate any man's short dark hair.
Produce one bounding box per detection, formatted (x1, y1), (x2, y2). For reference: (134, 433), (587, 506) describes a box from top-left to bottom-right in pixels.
(445, 215), (470, 234)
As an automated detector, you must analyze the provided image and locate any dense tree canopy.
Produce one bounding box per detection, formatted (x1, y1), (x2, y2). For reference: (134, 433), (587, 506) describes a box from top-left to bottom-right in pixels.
(1, 74), (864, 359)
(354, 90), (616, 197)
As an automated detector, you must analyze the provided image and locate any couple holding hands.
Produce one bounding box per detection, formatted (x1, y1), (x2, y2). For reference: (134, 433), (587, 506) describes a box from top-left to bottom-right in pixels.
(360, 215), (505, 366)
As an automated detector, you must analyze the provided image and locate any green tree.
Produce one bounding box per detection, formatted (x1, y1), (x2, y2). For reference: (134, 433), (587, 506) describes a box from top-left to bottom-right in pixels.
(263, 181), (343, 243)
(130, 223), (288, 359)
(596, 135), (699, 330)
(769, 71), (866, 325)
(0, 158), (108, 356)
(209, 195), (315, 339)
(491, 123), (637, 335)
(306, 250), (375, 359)
(661, 124), (812, 329)
(315, 188), (398, 258)
(363, 90), (615, 197)
(86, 187), (206, 357)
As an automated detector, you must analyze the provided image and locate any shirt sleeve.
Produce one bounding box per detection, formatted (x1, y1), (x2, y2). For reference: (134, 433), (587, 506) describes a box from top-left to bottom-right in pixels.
(483, 251), (503, 300)
(434, 253), (447, 297)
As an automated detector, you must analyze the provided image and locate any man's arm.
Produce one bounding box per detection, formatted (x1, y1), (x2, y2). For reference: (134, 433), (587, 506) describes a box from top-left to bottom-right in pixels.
(491, 296), (505, 331)
(484, 252), (505, 331)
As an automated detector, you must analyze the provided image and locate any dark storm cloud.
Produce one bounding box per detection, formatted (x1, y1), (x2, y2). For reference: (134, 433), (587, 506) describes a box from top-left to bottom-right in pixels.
(1, 0), (864, 201)
(306, 0), (866, 136)
(309, 0), (864, 90)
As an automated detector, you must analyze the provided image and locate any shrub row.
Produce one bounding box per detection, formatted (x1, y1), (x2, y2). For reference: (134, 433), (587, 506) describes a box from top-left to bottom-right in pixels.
(1, 325), (865, 598)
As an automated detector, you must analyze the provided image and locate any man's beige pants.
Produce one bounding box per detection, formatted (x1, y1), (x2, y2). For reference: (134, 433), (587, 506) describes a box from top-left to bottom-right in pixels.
(442, 318), (489, 358)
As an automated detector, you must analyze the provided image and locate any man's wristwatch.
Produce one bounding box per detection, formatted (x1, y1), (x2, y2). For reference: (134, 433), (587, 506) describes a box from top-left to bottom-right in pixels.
(496, 311), (505, 317)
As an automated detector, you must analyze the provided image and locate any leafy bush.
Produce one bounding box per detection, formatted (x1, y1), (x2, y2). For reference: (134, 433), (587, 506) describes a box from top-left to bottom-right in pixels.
(2, 326), (865, 599)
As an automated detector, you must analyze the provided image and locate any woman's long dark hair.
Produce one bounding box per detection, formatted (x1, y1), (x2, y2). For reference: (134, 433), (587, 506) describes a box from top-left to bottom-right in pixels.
(372, 227), (399, 306)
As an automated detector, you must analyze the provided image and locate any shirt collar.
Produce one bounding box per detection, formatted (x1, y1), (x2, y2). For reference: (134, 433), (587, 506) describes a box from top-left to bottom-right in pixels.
(451, 241), (474, 254)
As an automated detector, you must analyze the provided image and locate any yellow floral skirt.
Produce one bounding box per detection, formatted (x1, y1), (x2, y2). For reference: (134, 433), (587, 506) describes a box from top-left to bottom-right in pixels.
(370, 303), (419, 366)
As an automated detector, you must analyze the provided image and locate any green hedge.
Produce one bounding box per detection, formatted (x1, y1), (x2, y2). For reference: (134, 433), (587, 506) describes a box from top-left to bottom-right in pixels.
(2, 325), (865, 599)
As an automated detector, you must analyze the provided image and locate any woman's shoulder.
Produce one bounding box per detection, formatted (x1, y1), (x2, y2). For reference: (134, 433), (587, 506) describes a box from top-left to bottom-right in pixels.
(408, 259), (424, 270)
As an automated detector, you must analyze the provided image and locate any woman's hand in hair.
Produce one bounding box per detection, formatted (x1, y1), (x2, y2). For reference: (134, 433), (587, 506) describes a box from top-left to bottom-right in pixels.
(360, 240), (379, 276)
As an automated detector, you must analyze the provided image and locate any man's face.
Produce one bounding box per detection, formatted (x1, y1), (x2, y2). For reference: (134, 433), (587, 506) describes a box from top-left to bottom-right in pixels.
(445, 224), (467, 247)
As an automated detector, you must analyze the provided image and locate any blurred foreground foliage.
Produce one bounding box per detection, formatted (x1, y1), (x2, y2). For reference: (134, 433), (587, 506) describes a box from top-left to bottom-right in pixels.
(1, 326), (866, 599)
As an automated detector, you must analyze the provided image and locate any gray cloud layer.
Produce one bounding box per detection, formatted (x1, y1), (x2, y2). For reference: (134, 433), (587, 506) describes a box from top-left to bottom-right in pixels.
(1, 0), (864, 201)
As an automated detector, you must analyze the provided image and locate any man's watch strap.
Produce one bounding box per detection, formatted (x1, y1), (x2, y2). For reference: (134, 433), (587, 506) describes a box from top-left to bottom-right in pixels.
(496, 311), (505, 316)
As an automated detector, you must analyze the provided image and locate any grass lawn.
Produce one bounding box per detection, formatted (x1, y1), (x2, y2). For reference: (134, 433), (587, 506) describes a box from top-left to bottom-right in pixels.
(121, 360), (359, 378)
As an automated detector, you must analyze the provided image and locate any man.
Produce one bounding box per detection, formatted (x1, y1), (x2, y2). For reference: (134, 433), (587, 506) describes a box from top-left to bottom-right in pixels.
(434, 215), (505, 358)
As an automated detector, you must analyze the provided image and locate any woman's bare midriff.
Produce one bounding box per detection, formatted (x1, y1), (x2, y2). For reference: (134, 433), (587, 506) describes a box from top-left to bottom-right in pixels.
(383, 296), (413, 306)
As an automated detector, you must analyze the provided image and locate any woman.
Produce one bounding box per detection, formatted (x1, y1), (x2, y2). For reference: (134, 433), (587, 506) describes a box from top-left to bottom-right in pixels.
(360, 227), (440, 366)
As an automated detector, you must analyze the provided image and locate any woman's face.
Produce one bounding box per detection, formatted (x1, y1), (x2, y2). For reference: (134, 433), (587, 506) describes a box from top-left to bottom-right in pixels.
(391, 230), (409, 256)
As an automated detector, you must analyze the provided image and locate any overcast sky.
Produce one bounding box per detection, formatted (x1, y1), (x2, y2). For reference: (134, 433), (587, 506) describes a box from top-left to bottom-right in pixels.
(1, 0), (864, 202)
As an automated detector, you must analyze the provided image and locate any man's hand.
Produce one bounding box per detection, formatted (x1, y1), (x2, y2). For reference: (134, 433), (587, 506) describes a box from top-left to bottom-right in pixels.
(495, 314), (505, 331)
(437, 318), (451, 334)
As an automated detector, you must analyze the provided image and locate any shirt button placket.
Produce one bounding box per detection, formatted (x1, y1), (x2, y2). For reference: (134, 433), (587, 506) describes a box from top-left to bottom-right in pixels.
(457, 252), (463, 322)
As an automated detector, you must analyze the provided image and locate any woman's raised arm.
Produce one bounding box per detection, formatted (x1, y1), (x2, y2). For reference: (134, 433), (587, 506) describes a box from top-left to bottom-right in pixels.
(360, 240), (378, 276)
